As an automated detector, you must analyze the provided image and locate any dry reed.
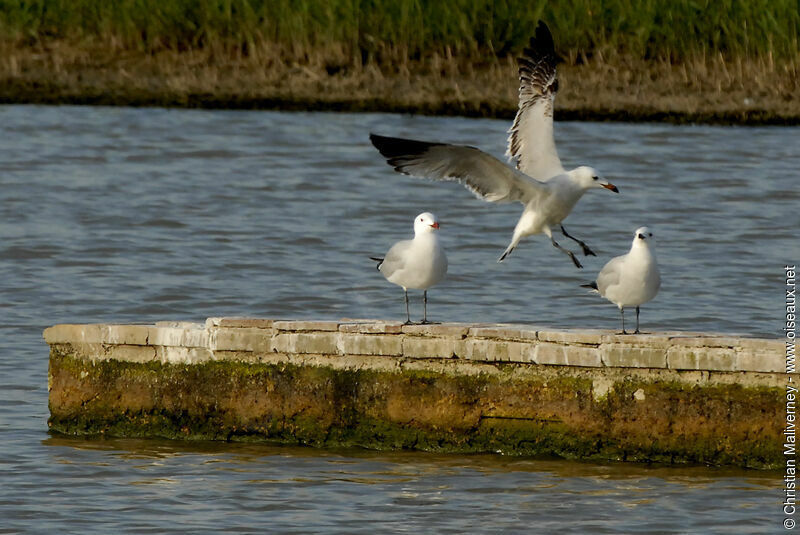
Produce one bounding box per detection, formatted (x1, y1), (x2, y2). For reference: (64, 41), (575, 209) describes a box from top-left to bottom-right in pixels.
(1, 1), (798, 123)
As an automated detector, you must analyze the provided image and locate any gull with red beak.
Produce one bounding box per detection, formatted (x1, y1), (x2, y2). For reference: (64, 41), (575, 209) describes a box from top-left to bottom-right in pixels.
(582, 227), (661, 334)
(369, 21), (618, 268)
(371, 212), (448, 324)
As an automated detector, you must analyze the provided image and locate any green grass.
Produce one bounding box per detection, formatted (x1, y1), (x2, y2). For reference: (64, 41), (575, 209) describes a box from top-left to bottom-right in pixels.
(1, 0), (798, 64)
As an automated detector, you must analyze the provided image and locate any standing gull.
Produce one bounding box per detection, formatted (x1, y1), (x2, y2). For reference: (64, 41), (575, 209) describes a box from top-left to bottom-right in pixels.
(371, 212), (448, 324)
(582, 227), (661, 334)
(370, 21), (618, 268)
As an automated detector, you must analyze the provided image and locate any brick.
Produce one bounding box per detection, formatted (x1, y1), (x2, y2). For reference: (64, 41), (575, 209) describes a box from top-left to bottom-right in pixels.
(272, 332), (340, 355)
(155, 321), (204, 329)
(401, 323), (470, 337)
(403, 336), (465, 359)
(155, 346), (214, 364)
(52, 342), (105, 362)
(273, 320), (340, 332)
(211, 328), (272, 353)
(468, 324), (538, 341)
(600, 344), (668, 368)
(532, 342), (602, 367)
(669, 336), (740, 349)
(75, 324), (107, 344)
(667, 346), (737, 371)
(339, 334), (403, 356)
(600, 332), (674, 347)
(591, 376), (615, 400)
(667, 335), (779, 349)
(105, 325), (151, 346)
(735, 338), (785, 352)
(206, 317), (275, 329)
(339, 321), (405, 334)
(537, 329), (605, 345)
(43, 324), (100, 344)
(147, 326), (210, 348)
(735, 347), (784, 373)
(105, 345), (158, 363)
(465, 339), (530, 362)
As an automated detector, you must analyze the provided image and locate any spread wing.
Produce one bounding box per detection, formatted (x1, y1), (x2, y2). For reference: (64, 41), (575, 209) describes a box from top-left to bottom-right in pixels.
(505, 21), (565, 181)
(370, 134), (544, 204)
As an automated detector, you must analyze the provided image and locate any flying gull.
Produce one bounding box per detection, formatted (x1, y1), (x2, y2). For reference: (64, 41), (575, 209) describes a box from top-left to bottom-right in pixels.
(370, 21), (618, 268)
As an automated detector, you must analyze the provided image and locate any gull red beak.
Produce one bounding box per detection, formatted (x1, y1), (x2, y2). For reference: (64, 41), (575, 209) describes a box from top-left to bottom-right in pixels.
(431, 222), (440, 229)
(603, 183), (619, 193)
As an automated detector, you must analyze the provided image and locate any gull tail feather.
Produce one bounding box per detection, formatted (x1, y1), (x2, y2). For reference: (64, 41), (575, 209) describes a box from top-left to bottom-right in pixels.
(369, 256), (384, 270)
(581, 281), (599, 293)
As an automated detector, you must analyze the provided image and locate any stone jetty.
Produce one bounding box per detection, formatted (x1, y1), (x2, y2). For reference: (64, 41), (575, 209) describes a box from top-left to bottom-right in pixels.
(45, 318), (788, 468)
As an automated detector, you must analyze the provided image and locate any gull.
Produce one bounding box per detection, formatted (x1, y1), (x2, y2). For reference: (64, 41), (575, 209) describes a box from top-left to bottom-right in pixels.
(582, 227), (661, 334)
(370, 21), (618, 269)
(370, 212), (448, 324)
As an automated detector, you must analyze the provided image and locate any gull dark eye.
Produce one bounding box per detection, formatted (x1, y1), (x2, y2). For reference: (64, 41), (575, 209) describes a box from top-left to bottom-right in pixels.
(592, 176), (598, 180)
(648, 233), (653, 237)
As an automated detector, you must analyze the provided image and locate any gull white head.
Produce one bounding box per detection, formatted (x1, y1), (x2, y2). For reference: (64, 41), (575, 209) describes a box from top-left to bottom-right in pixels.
(572, 166), (619, 193)
(633, 226), (654, 246)
(413, 212), (440, 235)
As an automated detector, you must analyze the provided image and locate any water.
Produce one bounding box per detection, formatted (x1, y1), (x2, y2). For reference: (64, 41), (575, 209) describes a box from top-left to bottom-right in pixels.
(1, 105), (795, 532)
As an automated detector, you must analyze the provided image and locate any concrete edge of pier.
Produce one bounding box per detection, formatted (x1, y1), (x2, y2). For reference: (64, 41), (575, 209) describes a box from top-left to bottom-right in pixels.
(45, 318), (791, 468)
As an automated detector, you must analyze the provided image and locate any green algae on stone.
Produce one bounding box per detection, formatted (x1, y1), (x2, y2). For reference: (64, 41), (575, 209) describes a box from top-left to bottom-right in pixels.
(48, 346), (784, 469)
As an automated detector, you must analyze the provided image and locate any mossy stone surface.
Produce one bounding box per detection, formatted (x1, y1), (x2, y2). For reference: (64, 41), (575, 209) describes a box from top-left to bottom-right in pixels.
(48, 345), (784, 468)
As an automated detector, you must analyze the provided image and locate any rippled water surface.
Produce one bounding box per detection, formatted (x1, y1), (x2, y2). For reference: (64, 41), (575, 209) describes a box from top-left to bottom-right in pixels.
(1, 105), (795, 533)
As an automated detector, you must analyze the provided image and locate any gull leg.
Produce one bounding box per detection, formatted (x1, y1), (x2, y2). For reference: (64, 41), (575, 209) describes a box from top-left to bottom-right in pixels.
(551, 237), (582, 268)
(561, 225), (596, 257)
(620, 307), (627, 335)
(634, 306), (641, 334)
(403, 289), (412, 325)
(544, 226), (581, 268)
(419, 291), (440, 324)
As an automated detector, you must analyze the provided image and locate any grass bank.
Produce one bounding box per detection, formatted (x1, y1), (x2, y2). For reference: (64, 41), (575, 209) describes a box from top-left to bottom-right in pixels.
(1, 1), (798, 123)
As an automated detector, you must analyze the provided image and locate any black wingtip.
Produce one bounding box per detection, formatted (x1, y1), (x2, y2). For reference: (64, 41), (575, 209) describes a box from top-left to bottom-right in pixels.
(522, 20), (556, 62)
(535, 21), (554, 48)
(369, 256), (384, 270)
(580, 281), (598, 290)
(369, 133), (442, 159)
